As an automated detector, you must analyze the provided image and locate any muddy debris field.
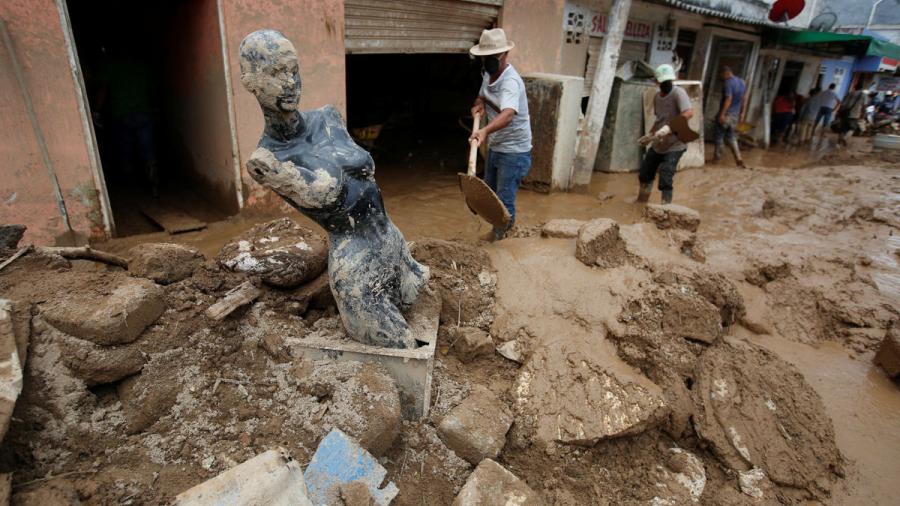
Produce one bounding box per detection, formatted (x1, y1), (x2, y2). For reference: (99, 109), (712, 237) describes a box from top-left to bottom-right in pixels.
(0, 146), (899, 505)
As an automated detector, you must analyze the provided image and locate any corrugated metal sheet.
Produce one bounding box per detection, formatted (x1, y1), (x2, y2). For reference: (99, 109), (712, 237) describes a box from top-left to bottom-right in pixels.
(345, 0), (502, 54)
(584, 38), (649, 96)
(653, 0), (772, 26)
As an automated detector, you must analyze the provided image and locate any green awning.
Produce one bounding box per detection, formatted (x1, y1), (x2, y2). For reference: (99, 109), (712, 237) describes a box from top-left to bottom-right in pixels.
(867, 38), (900, 61)
(777, 31), (871, 45)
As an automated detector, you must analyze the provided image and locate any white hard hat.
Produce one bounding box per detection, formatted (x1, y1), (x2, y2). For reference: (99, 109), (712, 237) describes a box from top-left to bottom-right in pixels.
(655, 64), (677, 82)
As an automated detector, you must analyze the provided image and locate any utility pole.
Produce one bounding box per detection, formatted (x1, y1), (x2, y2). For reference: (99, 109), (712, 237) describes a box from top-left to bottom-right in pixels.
(866, 0), (884, 29)
(572, 0), (633, 190)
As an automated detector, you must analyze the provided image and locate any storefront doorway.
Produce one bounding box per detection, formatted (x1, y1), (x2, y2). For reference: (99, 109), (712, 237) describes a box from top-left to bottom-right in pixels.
(703, 37), (755, 137)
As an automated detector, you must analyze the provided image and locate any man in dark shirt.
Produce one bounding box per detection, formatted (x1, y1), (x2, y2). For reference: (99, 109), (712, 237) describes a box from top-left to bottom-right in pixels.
(713, 66), (746, 168)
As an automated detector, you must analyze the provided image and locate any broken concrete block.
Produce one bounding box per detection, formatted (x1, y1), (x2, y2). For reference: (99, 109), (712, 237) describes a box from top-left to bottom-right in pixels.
(496, 340), (524, 364)
(874, 322), (900, 378)
(514, 338), (667, 446)
(644, 204), (701, 232)
(175, 448), (313, 506)
(438, 386), (512, 464)
(127, 242), (204, 285)
(218, 218), (327, 288)
(304, 429), (398, 506)
(452, 459), (542, 505)
(451, 327), (493, 362)
(0, 300), (27, 443)
(575, 218), (631, 268)
(540, 219), (585, 239)
(41, 273), (165, 346)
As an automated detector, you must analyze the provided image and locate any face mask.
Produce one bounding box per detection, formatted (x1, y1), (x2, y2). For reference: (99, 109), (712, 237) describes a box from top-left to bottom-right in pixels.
(482, 56), (501, 75)
(660, 80), (674, 94)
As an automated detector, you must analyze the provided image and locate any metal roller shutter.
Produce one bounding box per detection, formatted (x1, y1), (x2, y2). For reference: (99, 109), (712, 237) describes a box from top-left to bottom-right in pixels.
(584, 38), (649, 96)
(345, 0), (503, 54)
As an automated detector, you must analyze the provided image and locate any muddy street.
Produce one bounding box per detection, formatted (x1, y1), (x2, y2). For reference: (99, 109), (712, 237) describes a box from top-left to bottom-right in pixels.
(1, 139), (899, 505)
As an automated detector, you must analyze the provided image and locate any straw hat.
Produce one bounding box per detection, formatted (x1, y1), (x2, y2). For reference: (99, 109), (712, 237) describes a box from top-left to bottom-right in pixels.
(470, 28), (515, 56)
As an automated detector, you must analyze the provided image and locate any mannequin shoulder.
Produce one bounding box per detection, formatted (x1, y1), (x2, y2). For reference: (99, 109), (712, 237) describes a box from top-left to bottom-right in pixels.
(311, 105), (347, 128)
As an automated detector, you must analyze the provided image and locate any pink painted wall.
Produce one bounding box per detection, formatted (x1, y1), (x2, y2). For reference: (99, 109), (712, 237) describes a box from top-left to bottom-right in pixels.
(500, 0), (567, 76)
(0, 0), (102, 246)
(221, 0), (346, 208)
(168, 0), (240, 214)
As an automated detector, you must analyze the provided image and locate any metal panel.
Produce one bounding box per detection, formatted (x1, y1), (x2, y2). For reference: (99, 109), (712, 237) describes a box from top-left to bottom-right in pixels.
(345, 0), (502, 54)
(584, 38), (649, 96)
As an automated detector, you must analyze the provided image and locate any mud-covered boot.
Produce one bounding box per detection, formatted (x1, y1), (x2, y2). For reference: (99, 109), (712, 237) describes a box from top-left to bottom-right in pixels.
(637, 183), (652, 203)
(661, 190), (673, 205)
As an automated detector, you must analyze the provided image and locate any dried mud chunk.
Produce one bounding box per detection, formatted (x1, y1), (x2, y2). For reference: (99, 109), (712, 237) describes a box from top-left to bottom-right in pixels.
(659, 289), (723, 344)
(127, 242), (204, 285)
(644, 204), (701, 232)
(11, 478), (81, 506)
(41, 272), (165, 346)
(300, 362), (401, 456)
(438, 386), (512, 465)
(0, 225), (26, 250)
(55, 331), (145, 386)
(540, 219), (585, 239)
(452, 459), (543, 506)
(117, 350), (184, 434)
(874, 321), (900, 378)
(217, 218), (327, 288)
(513, 337), (668, 446)
(450, 326), (493, 363)
(653, 267), (745, 328)
(575, 218), (631, 269)
(340, 481), (374, 506)
(691, 341), (843, 500)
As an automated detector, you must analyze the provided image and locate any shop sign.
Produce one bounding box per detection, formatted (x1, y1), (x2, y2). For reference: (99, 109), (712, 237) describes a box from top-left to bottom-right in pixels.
(587, 12), (653, 42)
(878, 57), (898, 73)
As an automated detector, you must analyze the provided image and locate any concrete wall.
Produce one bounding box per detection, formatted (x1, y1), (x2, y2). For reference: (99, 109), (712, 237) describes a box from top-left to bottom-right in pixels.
(500, 0), (566, 76)
(0, 0), (102, 246)
(221, 0), (346, 208)
(820, 58), (856, 99)
(523, 73), (582, 191)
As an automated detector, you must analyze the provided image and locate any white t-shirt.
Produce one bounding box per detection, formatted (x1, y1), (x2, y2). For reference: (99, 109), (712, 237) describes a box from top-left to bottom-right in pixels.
(813, 89), (840, 110)
(479, 64), (532, 153)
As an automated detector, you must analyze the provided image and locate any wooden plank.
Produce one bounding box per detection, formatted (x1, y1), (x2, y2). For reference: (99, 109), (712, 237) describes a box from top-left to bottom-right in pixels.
(140, 202), (206, 234)
(206, 281), (262, 321)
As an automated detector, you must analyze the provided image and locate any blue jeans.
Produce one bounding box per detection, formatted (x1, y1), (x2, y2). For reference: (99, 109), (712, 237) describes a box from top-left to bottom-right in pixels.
(813, 106), (832, 129)
(484, 149), (532, 226)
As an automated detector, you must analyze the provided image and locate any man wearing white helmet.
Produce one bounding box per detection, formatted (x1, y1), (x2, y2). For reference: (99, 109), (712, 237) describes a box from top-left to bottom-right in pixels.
(469, 28), (532, 241)
(637, 64), (694, 204)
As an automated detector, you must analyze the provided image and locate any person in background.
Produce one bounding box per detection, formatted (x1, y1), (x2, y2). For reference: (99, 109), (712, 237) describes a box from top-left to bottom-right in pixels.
(771, 89), (795, 146)
(635, 64), (694, 205)
(837, 82), (865, 147)
(713, 66), (746, 168)
(469, 28), (532, 242)
(812, 83), (841, 137)
(794, 86), (820, 144)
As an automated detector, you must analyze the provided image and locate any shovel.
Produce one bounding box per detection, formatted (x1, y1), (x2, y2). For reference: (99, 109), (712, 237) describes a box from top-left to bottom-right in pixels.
(458, 112), (511, 229)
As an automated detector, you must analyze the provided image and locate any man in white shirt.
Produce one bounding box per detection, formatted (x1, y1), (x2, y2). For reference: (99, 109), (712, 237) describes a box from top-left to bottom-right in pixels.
(812, 83), (841, 136)
(469, 28), (533, 241)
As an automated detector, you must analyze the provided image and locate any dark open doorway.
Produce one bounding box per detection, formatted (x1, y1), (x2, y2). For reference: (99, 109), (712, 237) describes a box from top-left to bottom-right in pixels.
(67, 0), (238, 237)
(345, 53), (482, 186)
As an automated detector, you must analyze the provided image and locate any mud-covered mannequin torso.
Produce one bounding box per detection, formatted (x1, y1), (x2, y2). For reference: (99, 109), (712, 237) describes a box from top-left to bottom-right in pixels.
(240, 29), (428, 348)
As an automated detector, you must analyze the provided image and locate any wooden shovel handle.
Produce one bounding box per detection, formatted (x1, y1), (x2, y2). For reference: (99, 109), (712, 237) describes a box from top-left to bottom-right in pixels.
(468, 112), (481, 176)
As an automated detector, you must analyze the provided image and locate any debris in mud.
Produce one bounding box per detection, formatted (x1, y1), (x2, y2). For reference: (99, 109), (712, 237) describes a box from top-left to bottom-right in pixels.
(128, 243), (204, 285)
(575, 218), (636, 269)
(437, 386), (512, 465)
(452, 459), (542, 506)
(449, 326), (493, 362)
(218, 218), (327, 288)
(651, 447), (706, 504)
(644, 203), (701, 232)
(304, 428), (399, 506)
(513, 336), (668, 447)
(540, 219), (585, 239)
(874, 321), (900, 379)
(692, 340), (844, 501)
(174, 447), (313, 505)
(411, 239), (496, 329)
(495, 339), (524, 364)
(0, 299), (28, 442)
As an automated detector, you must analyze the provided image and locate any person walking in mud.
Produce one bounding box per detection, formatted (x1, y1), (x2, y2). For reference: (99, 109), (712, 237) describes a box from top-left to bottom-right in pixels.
(468, 28), (533, 242)
(713, 66), (746, 168)
(635, 64), (694, 205)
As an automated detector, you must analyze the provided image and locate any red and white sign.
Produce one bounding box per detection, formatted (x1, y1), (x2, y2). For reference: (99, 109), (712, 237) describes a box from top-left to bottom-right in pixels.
(878, 57), (898, 73)
(587, 12), (653, 42)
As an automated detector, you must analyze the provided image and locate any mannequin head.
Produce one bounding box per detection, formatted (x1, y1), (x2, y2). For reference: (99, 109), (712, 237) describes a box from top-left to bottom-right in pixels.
(239, 29), (301, 112)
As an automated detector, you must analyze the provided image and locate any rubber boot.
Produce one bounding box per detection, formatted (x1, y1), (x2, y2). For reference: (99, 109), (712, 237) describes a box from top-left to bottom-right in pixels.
(727, 139), (745, 168)
(661, 190), (673, 205)
(637, 183), (652, 203)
